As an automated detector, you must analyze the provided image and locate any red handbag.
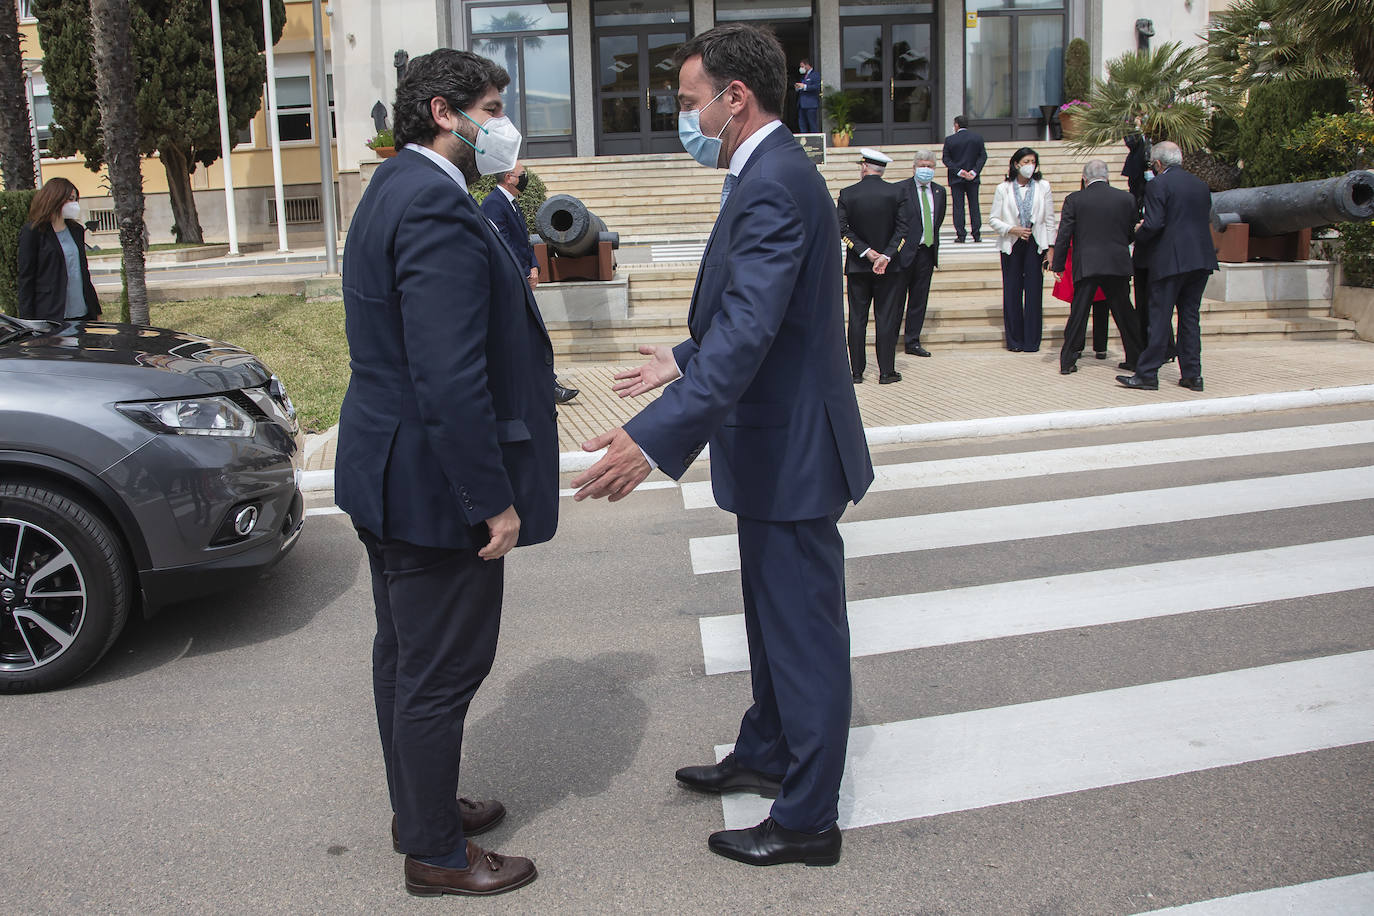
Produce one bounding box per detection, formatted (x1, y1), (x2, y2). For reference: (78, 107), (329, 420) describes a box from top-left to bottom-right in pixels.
(1052, 243), (1106, 304)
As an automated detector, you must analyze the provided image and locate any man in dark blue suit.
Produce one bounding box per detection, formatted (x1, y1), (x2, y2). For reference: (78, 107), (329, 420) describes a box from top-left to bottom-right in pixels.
(480, 161), (579, 403)
(336, 48), (556, 898)
(941, 114), (987, 243)
(793, 57), (821, 133)
(1117, 141), (1218, 392)
(571, 25), (874, 868)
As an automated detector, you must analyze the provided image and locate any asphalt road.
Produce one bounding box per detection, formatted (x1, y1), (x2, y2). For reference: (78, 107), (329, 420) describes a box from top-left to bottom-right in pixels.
(3, 406), (1371, 915)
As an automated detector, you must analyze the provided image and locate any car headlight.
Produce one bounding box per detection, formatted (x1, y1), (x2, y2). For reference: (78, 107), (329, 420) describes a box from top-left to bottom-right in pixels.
(116, 396), (256, 437)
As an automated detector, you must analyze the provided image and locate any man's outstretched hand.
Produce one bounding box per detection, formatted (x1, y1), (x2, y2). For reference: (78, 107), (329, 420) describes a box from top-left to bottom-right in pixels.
(612, 344), (681, 399)
(572, 427), (652, 502)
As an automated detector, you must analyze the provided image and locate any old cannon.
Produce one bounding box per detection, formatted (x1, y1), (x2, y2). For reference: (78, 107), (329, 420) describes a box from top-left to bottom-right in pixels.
(1210, 170), (1374, 263)
(533, 194), (620, 281)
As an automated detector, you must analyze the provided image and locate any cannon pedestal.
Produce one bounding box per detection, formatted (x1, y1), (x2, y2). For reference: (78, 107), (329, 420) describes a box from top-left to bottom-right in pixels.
(1211, 224), (1312, 264)
(535, 240), (616, 282)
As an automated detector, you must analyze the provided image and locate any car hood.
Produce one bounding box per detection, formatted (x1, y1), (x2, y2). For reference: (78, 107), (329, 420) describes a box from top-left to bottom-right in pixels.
(0, 321), (274, 396)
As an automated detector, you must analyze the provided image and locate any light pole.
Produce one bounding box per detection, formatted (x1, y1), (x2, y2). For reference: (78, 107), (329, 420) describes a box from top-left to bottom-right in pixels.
(210, 0), (239, 254)
(313, 0), (338, 275)
(263, 0), (288, 252)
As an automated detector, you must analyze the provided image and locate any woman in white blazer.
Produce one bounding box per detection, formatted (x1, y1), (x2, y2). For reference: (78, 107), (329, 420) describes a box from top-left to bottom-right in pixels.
(989, 147), (1056, 352)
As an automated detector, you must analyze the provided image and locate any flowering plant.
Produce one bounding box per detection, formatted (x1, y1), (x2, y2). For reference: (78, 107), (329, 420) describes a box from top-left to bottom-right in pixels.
(365, 128), (394, 150)
(1059, 99), (1091, 112)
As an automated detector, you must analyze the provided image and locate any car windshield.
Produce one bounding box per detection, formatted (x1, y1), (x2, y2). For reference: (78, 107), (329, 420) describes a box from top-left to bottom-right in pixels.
(0, 314), (57, 344)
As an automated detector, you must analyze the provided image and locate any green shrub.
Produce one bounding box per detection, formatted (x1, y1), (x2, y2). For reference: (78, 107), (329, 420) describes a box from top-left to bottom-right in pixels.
(1237, 78), (1351, 186)
(469, 168), (548, 234)
(1339, 220), (1374, 288)
(0, 190), (37, 317)
(1063, 38), (1091, 103)
(1282, 110), (1374, 181)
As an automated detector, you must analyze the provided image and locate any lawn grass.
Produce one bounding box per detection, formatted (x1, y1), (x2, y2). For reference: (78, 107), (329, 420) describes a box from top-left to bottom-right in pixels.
(89, 242), (207, 255)
(148, 295), (348, 433)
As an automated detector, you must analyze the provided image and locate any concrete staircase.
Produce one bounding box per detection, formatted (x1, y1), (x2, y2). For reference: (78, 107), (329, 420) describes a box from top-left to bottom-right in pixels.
(526, 141), (1355, 364)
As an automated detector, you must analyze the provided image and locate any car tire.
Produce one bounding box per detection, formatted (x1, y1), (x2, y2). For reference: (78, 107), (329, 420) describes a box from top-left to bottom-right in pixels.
(0, 483), (131, 693)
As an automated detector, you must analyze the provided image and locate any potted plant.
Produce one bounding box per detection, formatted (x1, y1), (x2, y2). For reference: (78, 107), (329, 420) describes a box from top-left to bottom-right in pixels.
(1057, 99), (1090, 138)
(366, 128), (396, 158)
(821, 88), (857, 147)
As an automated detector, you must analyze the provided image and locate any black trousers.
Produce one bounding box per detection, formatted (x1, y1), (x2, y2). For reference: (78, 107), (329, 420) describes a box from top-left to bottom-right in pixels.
(950, 180), (981, 240)
(1060, 275), (1142, 370)
(1138, 269), (1209, 380)
(1134, 266), (1175, 363)
(359, 529), (504, 858)
(1091, 301), (1109, 354)
(847, 271), (904, 376)
(901, 245), (936, 348)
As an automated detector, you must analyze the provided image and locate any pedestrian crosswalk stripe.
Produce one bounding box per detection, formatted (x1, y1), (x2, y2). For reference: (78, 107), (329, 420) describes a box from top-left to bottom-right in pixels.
(717, 650), (1374, 830)
(679, 421), (1374, 510)
(1137, 871), (1374, 914)
(698, 536), (1374, 674)
(688, 466), (1374, 574)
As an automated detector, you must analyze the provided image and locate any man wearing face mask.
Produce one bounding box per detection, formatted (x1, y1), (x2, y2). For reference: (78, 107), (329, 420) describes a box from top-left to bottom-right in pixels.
(895, 151), (946, 357)
(335, 48), (557, 898)
(480, 160), (579, 403)
(793, 58), (821, 133)
(571, 24), (873, 868)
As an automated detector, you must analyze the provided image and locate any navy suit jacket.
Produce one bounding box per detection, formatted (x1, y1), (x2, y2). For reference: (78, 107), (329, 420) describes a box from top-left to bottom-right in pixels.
(480, 188), (537, 274)
(941, 129), (987, 185)
(624, 126), (874, 521)
(1134, 166), (1219, 280)
(797, 69), (821, 110)
(336, 149), (558, 550)
(896, 180), (946, 271)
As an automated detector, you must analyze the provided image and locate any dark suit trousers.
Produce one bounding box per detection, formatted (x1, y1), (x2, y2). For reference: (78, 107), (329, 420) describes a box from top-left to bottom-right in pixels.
(733, 511), (850, 834)
(847, 272), (904, 376)
(902, 245), (936, 347)
(798, 107), (819, 133)
(1091, 302), (1109, 354)
(1134, 266), (1175, 363)
(1060, 276), (1141, 370)
(1137, 269), (1209, 380)
(360, 529), (504, 858)
(950, 180), (981, 240)
(1001, 238), (1044, 351)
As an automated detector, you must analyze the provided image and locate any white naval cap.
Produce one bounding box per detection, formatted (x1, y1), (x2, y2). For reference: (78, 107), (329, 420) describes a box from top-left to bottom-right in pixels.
(859, 147), (893, 166)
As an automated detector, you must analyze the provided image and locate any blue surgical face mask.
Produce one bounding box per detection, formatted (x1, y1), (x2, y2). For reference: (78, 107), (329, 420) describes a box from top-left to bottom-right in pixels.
(678, 85), (733, 168)
(1144, 169), (1154, 182)
(914, 167), (935, 184)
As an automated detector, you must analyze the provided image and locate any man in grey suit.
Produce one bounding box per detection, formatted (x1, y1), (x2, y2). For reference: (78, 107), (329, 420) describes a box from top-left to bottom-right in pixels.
(1051, 160), (1143, 375)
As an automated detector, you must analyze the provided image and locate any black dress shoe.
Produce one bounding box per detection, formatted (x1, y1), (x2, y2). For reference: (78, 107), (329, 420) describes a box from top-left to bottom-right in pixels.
(1095, 351), (1108, 360)
(1178, 376), (1204, 391)
(905, 345), (931, 357)
(1116, 374), (1158, 390)
(852, 373), (863, 384)
(676, 752), (783, 798)
(553, 383), (579, 404)
(708, 817), (841, 867)
(972, 236), (982, 243)
(1060, 364), (1077, 375)
(953, 237), (966, 244)
(879, 372), (902, 384)
(1118, 361), (1135, 371)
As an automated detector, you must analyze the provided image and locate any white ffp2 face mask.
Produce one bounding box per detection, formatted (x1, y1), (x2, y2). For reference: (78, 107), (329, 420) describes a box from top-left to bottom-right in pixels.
(453, 109), (523, 176)
(1018, 163), (1036, 179)
(61, 201), (82, 222)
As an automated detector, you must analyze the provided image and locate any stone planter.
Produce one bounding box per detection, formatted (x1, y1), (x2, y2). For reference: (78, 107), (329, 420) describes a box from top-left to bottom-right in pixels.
(1333, 279), (1374, 342)
(371, 146), (396, 158)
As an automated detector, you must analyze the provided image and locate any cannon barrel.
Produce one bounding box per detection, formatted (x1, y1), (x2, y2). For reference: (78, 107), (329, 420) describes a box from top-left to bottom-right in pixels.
(535, 194), (620, 258)
(1210, 170), (1374, 237)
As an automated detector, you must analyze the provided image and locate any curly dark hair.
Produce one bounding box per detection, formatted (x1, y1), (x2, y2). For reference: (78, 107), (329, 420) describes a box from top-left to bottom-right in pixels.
(392, 49), (510, 148)
(673, 24), (786, 117)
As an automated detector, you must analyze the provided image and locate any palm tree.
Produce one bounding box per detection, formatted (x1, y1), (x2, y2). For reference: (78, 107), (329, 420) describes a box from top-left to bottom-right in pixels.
(0, 1), (36, 189)
(1276, 0), (1374, 95)
(88, 0), (147, 325)
(1068, 42), (1241, 153)
(1207, 0), (1339, 84)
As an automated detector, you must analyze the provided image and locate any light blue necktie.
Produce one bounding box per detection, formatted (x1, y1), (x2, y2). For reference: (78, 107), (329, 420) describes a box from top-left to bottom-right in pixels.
(720, 173), (737, 208)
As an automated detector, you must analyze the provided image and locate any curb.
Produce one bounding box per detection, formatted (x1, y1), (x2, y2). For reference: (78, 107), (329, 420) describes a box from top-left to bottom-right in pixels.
(299, 384), (1374, 492)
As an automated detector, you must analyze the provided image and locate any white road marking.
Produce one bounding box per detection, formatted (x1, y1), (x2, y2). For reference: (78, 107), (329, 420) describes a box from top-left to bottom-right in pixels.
(688, 466), (1374, 574)
(718, 650), (1374, 830)
(1138, 871), (1374, 914)
(698, 536), (1374, 674)
(680, 421), (1374, 510)
(304, 506), (345, 517)
(557, 480), (679, 499)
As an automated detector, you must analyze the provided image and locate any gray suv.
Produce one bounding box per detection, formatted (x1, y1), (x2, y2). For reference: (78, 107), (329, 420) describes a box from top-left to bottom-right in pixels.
(0, 313), (304, 692)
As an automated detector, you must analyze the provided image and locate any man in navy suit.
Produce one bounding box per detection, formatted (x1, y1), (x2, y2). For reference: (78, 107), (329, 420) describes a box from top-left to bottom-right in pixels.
(336, 48), (556, 898)
(896, 149), (946, 356)
(1117, 141), (1218, 392)
(572, 24), (874, 868)
(793, 57), (821, 133)
(480, 161), (579, 403)
(941, 115), (986, 243)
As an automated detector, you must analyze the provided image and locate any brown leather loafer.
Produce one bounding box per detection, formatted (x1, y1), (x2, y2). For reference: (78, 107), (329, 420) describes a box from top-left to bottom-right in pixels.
(392, 798), (506, 853)
(404, 841), (536, 897)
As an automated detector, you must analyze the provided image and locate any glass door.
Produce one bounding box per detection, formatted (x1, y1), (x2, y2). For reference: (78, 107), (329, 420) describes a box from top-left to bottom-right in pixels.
(965, 6), (1065, 141)
(842, 16), (937, 146)
(595, 27), (688, 155)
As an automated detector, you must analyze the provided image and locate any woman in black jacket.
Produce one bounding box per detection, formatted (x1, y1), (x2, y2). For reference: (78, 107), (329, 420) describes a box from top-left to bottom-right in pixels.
(16, 177), (101, 321)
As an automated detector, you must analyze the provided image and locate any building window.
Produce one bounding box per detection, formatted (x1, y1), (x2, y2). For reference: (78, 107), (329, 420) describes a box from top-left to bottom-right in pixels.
(275, 75), (313, 142)
(30, 75), (53, 157)
(17, 0), (35, 22)
(468, 3), (573, 149)
(965, 2), (1064, 139)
